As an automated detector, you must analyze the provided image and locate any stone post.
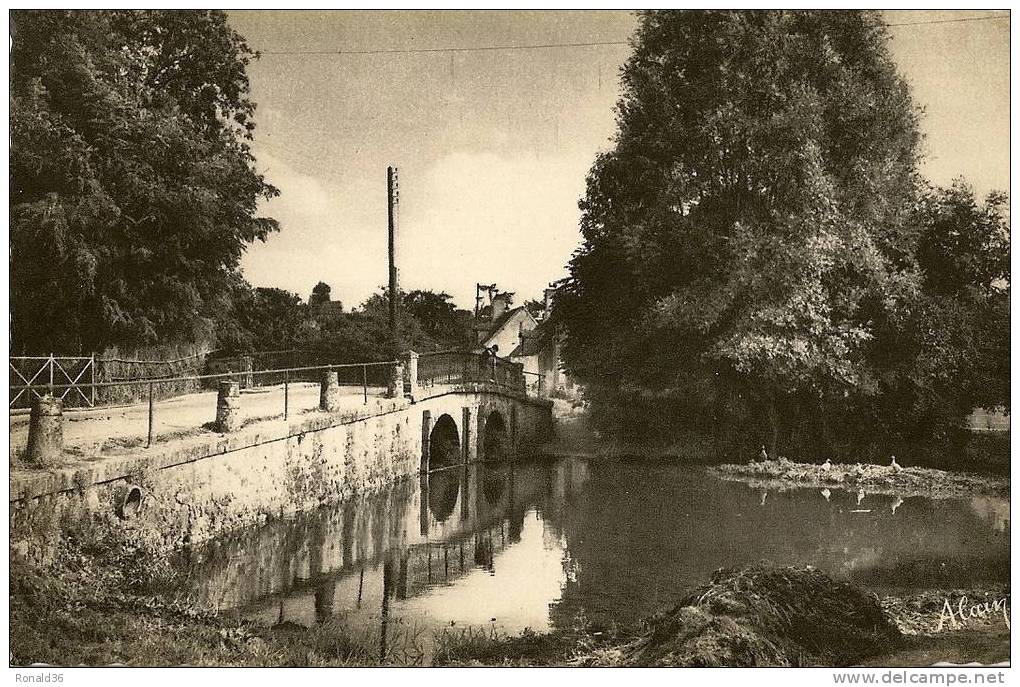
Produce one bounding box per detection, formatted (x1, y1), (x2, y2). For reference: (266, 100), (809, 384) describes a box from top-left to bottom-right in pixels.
(386, 362), (405, 399)
(319, 369), (340, 412)
(26, 394), (64, 467)
(215, 380), (241, 433)
(403, 351), (419, 399)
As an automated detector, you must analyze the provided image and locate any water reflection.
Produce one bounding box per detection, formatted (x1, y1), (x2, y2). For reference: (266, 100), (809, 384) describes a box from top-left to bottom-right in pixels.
(184, 459), (1009, 662)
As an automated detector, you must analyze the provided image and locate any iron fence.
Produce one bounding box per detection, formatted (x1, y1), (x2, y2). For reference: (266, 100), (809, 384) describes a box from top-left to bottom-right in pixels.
(10, 351), (534, 459)
(417, 350), (525, 393)
(10, 361), (399, 455)
(10, 355), (95, 409)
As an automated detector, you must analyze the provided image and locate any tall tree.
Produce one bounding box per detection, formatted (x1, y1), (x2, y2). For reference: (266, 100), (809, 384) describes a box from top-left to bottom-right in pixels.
(559, 10), (992, 455)
(404, 290), (470, 348)
(309, 281), (332, 306)
(10, 10), (278, 354)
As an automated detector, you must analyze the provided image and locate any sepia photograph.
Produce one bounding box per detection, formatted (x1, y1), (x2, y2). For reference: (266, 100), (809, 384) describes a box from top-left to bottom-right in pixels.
(6, 6), (1011, 675)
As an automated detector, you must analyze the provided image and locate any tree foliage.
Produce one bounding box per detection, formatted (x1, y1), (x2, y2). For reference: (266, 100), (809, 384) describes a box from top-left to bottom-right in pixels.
(216, 285), (472, 361)
(309, 281), (333, 306)
(558, 10), (1009, 459)
(10, 10), (278, 354)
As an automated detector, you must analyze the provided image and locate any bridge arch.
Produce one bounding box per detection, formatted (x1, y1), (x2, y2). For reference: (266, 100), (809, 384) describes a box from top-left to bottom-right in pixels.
(428, 413), (461, 471)
(482, 410), (509, 462)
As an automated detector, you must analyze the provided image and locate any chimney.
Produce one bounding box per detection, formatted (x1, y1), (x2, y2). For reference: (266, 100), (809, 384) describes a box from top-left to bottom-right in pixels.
(543, 287), (557, 319)
(492, 292), (509, 320)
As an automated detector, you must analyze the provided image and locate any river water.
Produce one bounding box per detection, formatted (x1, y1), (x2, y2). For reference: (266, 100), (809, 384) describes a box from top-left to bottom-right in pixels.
(183, 457), (1009, 663)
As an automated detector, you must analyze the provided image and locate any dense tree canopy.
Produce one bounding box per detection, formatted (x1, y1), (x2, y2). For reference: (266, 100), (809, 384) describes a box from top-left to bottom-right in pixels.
(11, 10), (278, 354)
(214, 284), (472, 362)
(309, 281), (333, 306)
(558, 10), (1009, 460)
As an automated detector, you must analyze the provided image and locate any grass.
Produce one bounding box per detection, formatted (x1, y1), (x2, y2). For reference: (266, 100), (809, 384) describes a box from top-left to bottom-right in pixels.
(9, 515), (373, 667)
(11, 514), (1008, 667)
(879, 586), (1011, 637)
(712, 458), (1009, 499)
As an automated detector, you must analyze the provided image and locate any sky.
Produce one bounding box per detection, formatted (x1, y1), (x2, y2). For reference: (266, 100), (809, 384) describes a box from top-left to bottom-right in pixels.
(228, 9), (1010, 311)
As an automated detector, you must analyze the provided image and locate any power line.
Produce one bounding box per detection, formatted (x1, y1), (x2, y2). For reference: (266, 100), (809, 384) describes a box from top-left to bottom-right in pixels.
(259, 14), (1008, 57)
(262, 40), (629, 56)
(886, 14), (1008, 28)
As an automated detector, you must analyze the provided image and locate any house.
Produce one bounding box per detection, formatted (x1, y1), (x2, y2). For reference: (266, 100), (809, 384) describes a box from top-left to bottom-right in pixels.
(471, 291), (538, 357)
(509, 285), (579, 398)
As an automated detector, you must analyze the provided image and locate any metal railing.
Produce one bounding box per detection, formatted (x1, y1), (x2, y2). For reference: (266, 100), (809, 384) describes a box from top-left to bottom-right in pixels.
(10, 355), (96, 408)
(417, 350), (526, 393)
(10, 361), (398, 454)
(521, 370), (546, 397)
(11, 351), (538, 461)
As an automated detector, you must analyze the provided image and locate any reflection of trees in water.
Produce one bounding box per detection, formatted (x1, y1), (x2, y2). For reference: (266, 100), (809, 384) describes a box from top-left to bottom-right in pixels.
(969, 496), (1010, 532)
(482, 472), (506, 506)
(545, 465), (1011, 632)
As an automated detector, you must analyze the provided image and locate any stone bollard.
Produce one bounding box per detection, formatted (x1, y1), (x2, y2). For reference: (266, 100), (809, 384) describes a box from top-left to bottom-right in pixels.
(215, 380), (241, 433)
(319, 370), (341, 412)
(26, 394), (64, 467)
(386, 362), (405, 399)
(403, 351), (419, 399)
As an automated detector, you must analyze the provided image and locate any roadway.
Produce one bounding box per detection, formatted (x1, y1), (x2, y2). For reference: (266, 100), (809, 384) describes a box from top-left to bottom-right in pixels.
(9, 383), (390, 461)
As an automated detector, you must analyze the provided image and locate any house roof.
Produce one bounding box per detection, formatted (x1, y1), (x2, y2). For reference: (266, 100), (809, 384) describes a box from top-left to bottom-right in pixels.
(477, 306), (535, 347)
(509, 318), (554, 357)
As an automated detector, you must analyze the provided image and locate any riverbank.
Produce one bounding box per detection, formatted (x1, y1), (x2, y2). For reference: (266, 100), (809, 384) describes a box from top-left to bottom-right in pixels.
(11, 522), (1009, 668)
(434, 567), (1010, 667)
(9, 517), (377, 667)
(711, 458), (1009, 500)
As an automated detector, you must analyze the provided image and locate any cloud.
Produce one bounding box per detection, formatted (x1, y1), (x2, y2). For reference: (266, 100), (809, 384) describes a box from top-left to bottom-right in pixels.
(241, 151), (390, 307)
(242, 148), (593, 310)
(400, 151), (591, 307)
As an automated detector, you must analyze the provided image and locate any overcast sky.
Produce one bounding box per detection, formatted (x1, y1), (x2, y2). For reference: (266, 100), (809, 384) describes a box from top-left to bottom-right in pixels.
(228, 9), (1009, 311)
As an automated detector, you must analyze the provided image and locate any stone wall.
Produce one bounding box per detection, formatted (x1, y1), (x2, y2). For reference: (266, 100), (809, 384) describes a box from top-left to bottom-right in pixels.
(9, 387), (553, 553)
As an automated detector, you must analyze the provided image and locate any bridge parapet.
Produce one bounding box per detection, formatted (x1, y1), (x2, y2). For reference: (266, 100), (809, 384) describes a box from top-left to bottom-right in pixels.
(10, 383), (552, 552)
(416, 350), (525, 395)
(10, 351), (543, 474)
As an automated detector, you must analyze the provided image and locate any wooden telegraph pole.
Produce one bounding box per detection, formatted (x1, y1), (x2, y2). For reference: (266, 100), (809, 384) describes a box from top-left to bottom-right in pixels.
(387, 166), (399, 349)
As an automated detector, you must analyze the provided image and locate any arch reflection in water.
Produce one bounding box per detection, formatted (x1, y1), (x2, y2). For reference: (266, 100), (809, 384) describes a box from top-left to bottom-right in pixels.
(424, 468), (460, 524)
(482, 410), (508, 461)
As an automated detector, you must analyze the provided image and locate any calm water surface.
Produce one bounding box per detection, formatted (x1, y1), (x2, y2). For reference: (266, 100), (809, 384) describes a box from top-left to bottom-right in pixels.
(184, 458), (1009, 662)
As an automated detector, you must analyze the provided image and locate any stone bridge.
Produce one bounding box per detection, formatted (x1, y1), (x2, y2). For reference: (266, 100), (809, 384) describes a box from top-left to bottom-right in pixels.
(10, 353), (554, 551)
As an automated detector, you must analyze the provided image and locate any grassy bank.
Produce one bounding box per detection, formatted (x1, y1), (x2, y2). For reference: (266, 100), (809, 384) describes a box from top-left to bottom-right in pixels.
(432, 569), (1011, 668)
(711, 458), (1009, 499)
(10, 516), (376, 667)
(11, 516), (1009, 667)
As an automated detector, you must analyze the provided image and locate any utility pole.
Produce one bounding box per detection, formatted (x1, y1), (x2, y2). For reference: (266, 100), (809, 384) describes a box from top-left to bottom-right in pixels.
(474, 283), (497, 319)
(387, 166), (399, 349)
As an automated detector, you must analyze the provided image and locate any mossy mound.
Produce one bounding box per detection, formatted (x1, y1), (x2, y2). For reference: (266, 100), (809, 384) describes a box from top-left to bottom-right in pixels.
(713, 458), (1009, 499)
(619, 563), (902, 667)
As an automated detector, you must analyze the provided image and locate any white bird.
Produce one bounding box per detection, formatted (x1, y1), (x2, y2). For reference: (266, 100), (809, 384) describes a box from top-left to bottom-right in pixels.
(890, 455), (902, 472)
(821, 488), (832, 502)
(758, 445), (769, 462)
(890, 496), (904, 514)
(821, 458), (832, 472)
(856, 489), (866, 506)
(760, 490), (768, 506)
